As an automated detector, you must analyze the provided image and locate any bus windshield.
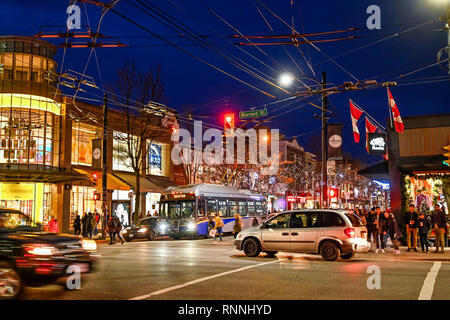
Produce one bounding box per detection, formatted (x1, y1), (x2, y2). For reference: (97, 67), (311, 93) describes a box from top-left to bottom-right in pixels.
(162, 200), (196, 219)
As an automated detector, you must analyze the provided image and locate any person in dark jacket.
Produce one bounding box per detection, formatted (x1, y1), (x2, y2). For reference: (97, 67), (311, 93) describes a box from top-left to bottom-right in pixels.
(252, 217), (259, 227)
(366, 207), (381, 252)
(379, 210), (390, 253)
(386, 210), (402, 254)
(107, 215), (116, 245)
(405, 204), (419, 252)
(114, 216), (125, 244)
(81, 212), (88, 237)
(431, 204), (447, 253)
(418, 212), (431, 253)
(73, 214), (81, 236)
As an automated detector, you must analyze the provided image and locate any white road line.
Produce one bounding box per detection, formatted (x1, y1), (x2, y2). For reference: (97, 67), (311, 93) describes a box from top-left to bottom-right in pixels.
(129, 258), (287, 300)
(418, 262), (442, 300)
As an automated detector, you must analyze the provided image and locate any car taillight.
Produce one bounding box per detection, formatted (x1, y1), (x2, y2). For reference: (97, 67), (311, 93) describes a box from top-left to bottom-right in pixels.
(344, 228), (356, 238)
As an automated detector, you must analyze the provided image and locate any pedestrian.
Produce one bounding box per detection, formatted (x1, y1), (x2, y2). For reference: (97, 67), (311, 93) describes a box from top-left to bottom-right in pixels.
(213, 213), (224, 243)
(355, 208), (367, 226)
(87, 212), (94, 239)
(94, 211), (100, 237)
(379, 210), (390, 253)
(386, 210), (402, 254)
(252, 217), (259, 227)
(114, 215), (125, 244)
(73, 214), (81, 236)
(146, 211), (151, 217)
(366, 207), (380, 252)
(81, 212), (87, 237)
(418, 212), (431, 253)
(107, 215), (116, 245)
(373, 207), (386, 253)
(233, 213), (242, 239)
(405, 204), (419, 252)
(431, 204), (446, 254)
(48, 216), (59, 233)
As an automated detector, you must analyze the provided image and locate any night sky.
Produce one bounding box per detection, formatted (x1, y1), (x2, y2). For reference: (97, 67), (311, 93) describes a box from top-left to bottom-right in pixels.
(2, 0), (449, 165)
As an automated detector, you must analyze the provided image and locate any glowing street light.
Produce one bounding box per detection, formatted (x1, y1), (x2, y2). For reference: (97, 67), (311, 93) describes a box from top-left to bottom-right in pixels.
(279, 73), (294, 87)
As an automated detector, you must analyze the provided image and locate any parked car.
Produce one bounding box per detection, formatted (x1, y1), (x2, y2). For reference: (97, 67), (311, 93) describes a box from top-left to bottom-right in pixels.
(234, 209), (370, 261)
(0, 208), (97, 300)
(122, 217), (168, 242)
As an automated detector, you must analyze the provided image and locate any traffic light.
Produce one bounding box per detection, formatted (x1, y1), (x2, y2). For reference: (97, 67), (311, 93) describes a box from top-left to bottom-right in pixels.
(328, 188), (338, 198)
(443, 145), (450, 166)
(93, 192), (101, 201)
(92, 173), (98, 186)
(224, 113), (235, 137)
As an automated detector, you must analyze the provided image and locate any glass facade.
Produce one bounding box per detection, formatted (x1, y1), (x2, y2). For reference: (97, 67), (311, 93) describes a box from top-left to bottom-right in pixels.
(147, 141), (169, 176)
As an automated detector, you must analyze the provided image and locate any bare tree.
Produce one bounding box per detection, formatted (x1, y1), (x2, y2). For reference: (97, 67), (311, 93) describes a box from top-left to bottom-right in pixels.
(110, 60), (173, 223)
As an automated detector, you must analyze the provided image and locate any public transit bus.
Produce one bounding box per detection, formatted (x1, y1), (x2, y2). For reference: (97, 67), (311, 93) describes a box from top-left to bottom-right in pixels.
(158, 184), (267, 239)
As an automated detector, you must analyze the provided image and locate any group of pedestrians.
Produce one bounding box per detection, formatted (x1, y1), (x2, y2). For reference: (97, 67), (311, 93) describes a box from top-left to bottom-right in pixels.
(354, 203), (448, 254)
(107, 214), (125, 245)
(73, 211), (100, 239)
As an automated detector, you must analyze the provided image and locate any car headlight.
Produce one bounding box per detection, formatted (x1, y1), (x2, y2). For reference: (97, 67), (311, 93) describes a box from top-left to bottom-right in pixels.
(138, 227), (148, 233)
(24, 244), (55, 256)
(158, 223), (168, 232)
(186, 222), (196, 231)
(81, 239), (97, 251)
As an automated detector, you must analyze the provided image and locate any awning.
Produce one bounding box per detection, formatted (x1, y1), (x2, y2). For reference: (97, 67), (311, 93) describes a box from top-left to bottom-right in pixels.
(74, 168), (130, 191)
(0, 164), (88, 183)
(112, 172), (174, 193)
(357, 161), (390, 183)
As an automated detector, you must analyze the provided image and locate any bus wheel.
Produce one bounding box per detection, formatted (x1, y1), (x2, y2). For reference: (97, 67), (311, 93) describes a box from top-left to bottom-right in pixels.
(243, 238), (261, 257)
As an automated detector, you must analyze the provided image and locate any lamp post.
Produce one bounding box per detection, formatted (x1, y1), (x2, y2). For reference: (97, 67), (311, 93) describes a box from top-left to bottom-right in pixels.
(279, 72), (330, 208)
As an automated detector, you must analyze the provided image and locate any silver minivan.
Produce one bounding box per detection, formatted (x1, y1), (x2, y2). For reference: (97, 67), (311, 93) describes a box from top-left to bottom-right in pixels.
(234, 209), (370, 261)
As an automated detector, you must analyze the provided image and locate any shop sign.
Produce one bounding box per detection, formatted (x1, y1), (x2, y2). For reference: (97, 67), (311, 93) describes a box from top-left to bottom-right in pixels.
(368, 133), (386, 154)
(0, 183), (34, 200)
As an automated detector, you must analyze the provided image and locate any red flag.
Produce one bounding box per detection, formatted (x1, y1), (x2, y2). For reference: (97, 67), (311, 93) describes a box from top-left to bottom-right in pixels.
(387, 88), (404, 133)
(365, 117), (377, 152)
(349, 100), (363, 143)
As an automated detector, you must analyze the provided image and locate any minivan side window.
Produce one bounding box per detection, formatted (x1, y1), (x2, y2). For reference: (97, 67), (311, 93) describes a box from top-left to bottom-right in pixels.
(290, 212), (320, 228)
(320, 212), (345, 227)
(265, 213), (290, 229)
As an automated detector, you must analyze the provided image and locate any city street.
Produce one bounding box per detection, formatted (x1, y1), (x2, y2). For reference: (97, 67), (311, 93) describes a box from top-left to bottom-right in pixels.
(22, 237), (450, 300)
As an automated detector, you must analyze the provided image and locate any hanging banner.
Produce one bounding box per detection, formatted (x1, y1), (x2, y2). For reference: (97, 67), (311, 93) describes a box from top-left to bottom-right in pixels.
(327, 124), (343, 160)
(91, 138), (102, 169)
(368, 133), (387, 154)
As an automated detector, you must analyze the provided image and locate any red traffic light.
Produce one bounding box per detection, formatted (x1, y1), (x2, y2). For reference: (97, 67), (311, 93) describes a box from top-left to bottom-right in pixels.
(224, 113), (235, 136)
(92, 173), (98, 180)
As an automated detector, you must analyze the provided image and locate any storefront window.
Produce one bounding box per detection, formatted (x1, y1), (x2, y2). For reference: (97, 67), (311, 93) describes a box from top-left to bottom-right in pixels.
(147, 141), (169, 176)
(113, 131), (134, 172)
(70, 186), (101, 230)
(0, 98), (60, 166)
(72, 123), (100, 166)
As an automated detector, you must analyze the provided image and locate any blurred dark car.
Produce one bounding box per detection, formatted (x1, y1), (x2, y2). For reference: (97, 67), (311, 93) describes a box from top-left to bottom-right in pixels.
(0, 209), (97, 300)
(122, 217), (168, 242)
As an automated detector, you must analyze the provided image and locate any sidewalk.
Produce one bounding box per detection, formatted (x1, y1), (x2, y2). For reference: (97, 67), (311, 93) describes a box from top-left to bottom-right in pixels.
(355, 246), (450, 262)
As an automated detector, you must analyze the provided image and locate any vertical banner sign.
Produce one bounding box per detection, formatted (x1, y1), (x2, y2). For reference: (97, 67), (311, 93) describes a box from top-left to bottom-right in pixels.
(327, 124), (343, 160)
(368, 133), (387, 154)
(91, 138), (102, 169)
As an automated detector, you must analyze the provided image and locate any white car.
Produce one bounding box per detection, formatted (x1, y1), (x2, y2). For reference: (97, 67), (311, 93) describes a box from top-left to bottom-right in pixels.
(234, 209), (370, 261)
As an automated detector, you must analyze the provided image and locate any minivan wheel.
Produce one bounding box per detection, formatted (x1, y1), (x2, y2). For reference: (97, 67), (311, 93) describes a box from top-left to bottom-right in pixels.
(264, 251), (278, 256)
(340, 253), (354, 259)
(320, 241), (341, 261)
(0, 261), (23, 300)
(243, 238), (261, 257)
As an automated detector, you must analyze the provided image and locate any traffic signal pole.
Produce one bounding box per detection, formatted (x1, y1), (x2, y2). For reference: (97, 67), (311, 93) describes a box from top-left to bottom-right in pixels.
(102, 93), (108, 238)
(321, 72), (328, 209)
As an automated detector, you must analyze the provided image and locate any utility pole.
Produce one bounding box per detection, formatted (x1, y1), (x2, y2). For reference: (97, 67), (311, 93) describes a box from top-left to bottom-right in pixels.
(102, 93), (108, 237)
(321, 72), (328, 209)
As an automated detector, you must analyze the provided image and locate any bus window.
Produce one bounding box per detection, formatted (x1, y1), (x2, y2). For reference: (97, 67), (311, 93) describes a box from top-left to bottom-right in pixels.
(218, 200), (227, 217)
(255, 201), (264, 216)
(238, 201), (247, 216)
(206, 200), (217, 216)
(228, 200), (238, 216)
(181, 201), (195, 218)
(198, 199), (206, 217)
(247, 201), (255, 214)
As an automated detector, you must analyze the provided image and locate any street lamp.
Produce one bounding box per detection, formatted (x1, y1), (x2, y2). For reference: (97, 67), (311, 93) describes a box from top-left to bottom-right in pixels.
(278, 73), (294, 87)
